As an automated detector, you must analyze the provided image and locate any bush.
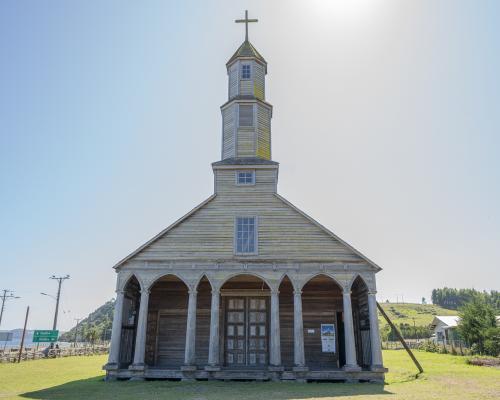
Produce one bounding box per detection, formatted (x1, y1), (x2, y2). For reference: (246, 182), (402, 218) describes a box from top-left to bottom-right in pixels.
(458, 298), (497, 355)
(419, 340), (439, 353)
(483, 327), (500, 357)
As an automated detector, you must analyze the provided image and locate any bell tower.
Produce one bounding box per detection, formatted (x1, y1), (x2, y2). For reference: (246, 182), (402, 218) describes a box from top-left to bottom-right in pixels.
(220, 10), (273, 161)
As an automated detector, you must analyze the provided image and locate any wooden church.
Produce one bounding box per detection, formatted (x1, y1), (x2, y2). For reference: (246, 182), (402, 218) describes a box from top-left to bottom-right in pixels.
(104, 11), (386, 382)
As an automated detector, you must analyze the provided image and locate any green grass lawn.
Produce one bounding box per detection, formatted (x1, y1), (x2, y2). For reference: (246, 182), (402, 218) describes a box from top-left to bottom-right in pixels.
(378, 303), (457, 327)
(0, 351), (499, 400)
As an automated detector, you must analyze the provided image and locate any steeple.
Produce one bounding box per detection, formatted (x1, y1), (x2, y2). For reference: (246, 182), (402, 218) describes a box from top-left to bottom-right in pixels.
(219, 10), (273, 161)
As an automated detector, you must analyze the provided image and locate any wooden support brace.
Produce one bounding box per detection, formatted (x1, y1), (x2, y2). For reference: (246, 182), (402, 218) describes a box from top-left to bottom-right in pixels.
(377, 302), (424, 375)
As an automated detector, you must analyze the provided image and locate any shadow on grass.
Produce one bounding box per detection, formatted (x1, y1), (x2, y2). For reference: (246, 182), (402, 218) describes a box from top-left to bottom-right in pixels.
(21, 376), (393, 400)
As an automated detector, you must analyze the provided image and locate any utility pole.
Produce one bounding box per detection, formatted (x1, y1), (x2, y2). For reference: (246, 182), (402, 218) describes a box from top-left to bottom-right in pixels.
(17, 306), (29, 363)
(0, 290), (20, 328)
(47, 275), (70, 331)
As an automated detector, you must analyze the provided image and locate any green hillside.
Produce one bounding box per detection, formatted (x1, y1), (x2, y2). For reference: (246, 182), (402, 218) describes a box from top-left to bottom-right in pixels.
(59, 299), (115, 342)
(378, 302), (457, 327)
(378, 302), (457, 340)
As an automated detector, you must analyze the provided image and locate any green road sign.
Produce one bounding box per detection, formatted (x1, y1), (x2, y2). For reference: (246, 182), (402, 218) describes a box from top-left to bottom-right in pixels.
(32, 330), (59, 343)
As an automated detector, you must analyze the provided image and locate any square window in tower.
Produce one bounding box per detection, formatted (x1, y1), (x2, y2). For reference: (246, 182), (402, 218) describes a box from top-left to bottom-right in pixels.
(241, 64), (251, 79)
(236, 171), (255, 185)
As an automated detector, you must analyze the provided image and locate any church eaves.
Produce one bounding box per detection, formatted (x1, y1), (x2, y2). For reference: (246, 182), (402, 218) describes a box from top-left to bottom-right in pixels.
(212, 157), (278, 167)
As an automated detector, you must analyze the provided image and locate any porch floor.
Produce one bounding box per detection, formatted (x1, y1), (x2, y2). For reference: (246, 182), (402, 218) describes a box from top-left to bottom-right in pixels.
(108, 366), (386, 383)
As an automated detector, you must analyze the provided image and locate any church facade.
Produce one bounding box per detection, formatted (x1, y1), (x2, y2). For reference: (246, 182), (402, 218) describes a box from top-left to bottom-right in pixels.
(104, 14), (386, 382)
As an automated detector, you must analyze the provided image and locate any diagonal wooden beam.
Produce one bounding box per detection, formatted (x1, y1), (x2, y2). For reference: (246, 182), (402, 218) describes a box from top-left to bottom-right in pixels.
(377, 302), (424, 375)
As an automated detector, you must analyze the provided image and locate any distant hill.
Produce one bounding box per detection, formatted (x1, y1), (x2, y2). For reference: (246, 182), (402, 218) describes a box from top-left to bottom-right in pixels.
(378, 302), (457, 340)
(59, 299), (115, 342)
(379, 302), (457, 326)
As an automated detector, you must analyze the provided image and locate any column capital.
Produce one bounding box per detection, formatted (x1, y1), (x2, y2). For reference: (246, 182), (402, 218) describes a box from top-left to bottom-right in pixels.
(139, 289), (151, 295)
(293, 290), (302, 296)
(343, 288), (352, 295)
(271, 288), (280, 295)
(188, 289), (198, 296)
(115, 289), (125, 295)
(367, 290), (378, 296)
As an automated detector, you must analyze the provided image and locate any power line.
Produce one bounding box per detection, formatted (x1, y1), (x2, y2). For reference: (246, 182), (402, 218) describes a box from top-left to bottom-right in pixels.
(0, 290), (21, 328)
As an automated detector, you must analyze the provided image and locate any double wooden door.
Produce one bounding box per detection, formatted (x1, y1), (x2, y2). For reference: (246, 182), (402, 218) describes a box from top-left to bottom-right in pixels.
(225, 297), (268, 368)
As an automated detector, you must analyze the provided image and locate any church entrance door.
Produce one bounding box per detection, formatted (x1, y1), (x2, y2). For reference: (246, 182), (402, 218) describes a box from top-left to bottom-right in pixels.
(224, 296), (268, 368)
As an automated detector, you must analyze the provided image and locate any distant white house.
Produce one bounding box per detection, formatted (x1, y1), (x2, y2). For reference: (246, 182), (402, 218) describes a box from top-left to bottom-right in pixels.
(430, 316), (460, 345)
(430, 315), (500, 345)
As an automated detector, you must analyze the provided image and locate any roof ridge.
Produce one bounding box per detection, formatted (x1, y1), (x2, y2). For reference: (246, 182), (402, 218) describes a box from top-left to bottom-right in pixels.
(227, 40), (267, 67)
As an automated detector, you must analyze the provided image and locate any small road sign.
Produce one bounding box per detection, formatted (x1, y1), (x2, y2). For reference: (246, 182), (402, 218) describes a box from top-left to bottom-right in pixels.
(32, 330), (59, 343)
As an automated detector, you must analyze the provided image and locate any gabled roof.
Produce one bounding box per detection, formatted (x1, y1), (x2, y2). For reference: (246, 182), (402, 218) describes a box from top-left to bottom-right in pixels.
(274, 194), (382, 271)
(113, 195), (216, 269)
(114, 193), (382, 271)
(226, 40), (267, 67)
(430, 316), (460, 329)
(431, 315), (500, 329)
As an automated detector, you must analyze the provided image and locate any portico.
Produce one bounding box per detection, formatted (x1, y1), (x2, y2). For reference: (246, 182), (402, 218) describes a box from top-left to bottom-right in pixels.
(104, 266), (384, 382)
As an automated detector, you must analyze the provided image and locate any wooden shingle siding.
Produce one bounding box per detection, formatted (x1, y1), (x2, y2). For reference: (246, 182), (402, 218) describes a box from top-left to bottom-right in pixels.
(195, 280), (211, 366)
(257, 104), (271, 159)
(236, 127), (256, 157)
(352, 279), (371, 367)
(132, 192), (364, 263)
(302, 277), (343, 369)
(253, 63), (265, 101)
(215, 169), (277, 194)
(240, 79), (254, 96)
(222, 106), (236, 158)
(228, 64), (238, 99)
(279, 278), (294, 368)
(146, 281), (188, 367)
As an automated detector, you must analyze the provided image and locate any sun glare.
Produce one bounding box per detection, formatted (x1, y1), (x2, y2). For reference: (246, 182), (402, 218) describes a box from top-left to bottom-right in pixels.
(306, 0), (379, 25)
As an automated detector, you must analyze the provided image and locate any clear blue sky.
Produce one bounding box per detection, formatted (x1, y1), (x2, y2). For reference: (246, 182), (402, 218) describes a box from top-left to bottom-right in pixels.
(1, 0), (499, 331)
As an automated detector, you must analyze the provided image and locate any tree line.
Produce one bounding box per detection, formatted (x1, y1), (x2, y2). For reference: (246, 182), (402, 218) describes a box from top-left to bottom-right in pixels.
(431, 288), (500, 311)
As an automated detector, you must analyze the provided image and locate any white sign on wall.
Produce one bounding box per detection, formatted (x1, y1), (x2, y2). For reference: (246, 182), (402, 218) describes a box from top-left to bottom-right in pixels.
(321, 324), (336, 353)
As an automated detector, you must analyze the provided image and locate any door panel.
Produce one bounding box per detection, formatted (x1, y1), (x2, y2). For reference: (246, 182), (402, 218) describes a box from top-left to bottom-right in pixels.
(226, 298), (246, 366)
(225, 297), (268, 368)
(248, 298), (267, 366)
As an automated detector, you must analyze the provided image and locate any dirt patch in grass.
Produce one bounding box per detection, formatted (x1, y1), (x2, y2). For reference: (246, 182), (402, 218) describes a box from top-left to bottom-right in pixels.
(466, 357), (500, 367)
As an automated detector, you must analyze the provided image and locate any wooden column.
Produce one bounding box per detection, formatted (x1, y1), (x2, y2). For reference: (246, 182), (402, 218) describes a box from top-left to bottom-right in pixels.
(207, 287), (220, 367)
(131, 289), (149, 367)
(342, 288), (360, 371)
(293, 289), (305, 367)
(107, 289), (124, 366)
(184, 289), (197, 366)
(368, 291), (383, 369)
(269, 289), (281, 366)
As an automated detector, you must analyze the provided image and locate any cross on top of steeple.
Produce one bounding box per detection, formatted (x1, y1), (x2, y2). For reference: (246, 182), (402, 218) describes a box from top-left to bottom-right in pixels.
(235, 10), (258, 41)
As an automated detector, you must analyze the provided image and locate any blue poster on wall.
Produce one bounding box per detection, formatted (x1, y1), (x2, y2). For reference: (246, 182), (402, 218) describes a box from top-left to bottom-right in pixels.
(321, 324), (336, 353)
